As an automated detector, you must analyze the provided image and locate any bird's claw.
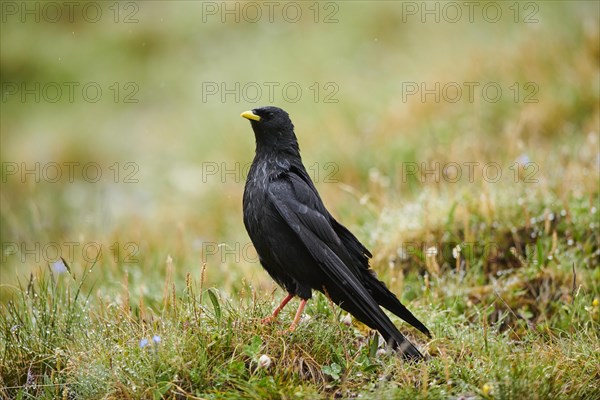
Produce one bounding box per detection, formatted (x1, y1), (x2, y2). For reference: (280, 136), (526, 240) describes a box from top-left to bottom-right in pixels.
(276, 325), (297, 335)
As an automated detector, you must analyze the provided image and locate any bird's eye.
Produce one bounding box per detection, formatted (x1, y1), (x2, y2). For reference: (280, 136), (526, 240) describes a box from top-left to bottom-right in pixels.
(268, 112), (274, 118)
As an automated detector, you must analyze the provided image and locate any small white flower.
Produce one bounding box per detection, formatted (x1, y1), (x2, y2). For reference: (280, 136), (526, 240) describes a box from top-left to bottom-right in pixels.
(376, 348), (387, 357)
(258, 354), (272, 369)
(452, 245), (461, 259)
(300, 314), (312, 324)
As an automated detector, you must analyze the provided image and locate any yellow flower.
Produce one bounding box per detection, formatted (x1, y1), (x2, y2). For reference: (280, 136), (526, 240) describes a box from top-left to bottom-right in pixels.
(482, 383), (492, 396)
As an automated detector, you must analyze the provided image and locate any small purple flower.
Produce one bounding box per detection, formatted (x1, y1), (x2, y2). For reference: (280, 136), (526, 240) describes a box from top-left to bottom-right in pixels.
(139, 338), (149, 348)
(152, 335), (161, 344)
(26, 368), (35, 387)
(52, 260), (67, 274)
(517, 154), (531, 165)
(340, 314), (352, 326)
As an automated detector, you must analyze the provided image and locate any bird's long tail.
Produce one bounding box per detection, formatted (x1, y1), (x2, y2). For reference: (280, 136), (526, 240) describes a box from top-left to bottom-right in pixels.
(335, 296), (425, 360)
(366, 274), (431, 337)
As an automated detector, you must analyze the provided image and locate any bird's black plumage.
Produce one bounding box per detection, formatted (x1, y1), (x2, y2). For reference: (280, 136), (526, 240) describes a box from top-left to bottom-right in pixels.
(241, 106), (430, 360)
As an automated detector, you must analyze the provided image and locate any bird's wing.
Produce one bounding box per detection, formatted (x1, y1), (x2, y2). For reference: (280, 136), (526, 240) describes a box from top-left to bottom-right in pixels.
(288, 164), (372, 263)
(267, 172), (423, 358)
(283, 167), (430, 337)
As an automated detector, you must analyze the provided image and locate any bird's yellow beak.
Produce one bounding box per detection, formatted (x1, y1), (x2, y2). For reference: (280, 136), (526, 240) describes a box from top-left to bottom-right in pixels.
(241, 110), (261, 121)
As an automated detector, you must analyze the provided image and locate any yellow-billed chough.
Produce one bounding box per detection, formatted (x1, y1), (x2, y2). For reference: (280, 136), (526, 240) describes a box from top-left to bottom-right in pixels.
(241, 106), (430, 360)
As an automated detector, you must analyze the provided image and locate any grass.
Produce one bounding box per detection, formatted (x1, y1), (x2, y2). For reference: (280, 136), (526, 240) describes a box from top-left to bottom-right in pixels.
(1, 181), (598, 398)
(1, 236), (598, 399)
(1, 1), (599, 399)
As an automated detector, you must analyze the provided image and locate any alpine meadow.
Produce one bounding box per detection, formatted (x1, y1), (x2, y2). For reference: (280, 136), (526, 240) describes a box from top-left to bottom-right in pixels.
(1, 2), (599, 399)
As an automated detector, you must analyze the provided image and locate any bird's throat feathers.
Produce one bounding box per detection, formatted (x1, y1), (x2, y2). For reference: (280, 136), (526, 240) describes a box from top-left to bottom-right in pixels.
(253, 125), (301, 161)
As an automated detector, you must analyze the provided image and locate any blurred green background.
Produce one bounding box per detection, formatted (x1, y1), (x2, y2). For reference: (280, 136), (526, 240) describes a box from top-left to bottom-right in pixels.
(1, 1), (598, 297)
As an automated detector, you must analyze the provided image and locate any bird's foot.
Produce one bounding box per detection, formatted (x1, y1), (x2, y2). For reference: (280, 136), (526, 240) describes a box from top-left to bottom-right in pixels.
(261, 293), (295, 325)
(276, 324), (297, 335)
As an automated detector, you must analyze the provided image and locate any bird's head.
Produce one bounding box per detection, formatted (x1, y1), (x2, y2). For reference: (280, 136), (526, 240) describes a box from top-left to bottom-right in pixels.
(241, 106), (299, 156)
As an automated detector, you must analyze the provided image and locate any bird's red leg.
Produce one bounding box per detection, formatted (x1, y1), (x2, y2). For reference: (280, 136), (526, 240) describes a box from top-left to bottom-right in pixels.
(288, 299), (308, 332)
(262, 293), (294, 324)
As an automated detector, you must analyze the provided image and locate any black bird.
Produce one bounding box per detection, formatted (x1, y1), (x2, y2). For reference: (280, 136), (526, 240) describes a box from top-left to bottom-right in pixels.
(241, 106), (430, 360)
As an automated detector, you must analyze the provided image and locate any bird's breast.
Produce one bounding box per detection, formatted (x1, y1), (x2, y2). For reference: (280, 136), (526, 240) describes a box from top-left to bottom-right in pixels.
(243, 161), (275, 228)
